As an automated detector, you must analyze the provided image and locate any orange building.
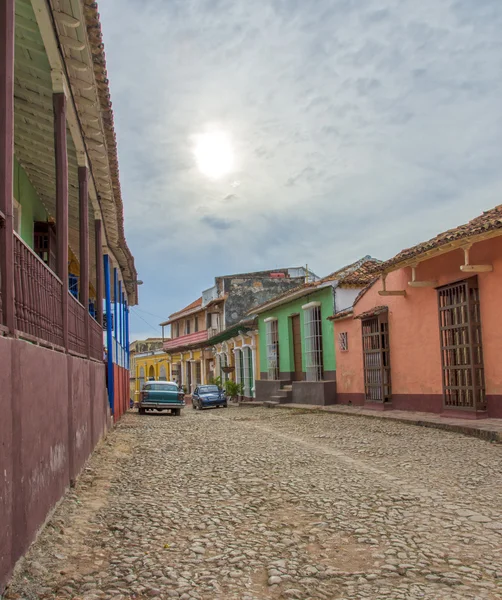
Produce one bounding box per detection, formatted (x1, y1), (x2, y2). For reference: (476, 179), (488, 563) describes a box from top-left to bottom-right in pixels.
(332, 205), (502, 419)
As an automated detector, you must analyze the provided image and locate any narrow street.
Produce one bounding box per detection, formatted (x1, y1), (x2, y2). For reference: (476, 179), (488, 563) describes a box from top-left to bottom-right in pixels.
(7, 408), (502, 600)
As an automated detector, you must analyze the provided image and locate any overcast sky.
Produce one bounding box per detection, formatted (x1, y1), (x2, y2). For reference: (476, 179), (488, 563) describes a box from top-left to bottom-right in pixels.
(98, 0), (502, 340)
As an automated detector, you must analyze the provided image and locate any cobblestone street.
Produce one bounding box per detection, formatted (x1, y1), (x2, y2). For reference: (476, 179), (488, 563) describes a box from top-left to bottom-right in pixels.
(6, 407), (502, 600)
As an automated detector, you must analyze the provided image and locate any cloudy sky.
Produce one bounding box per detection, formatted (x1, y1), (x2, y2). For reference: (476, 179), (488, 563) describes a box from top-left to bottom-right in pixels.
(98, 0), (502, 340)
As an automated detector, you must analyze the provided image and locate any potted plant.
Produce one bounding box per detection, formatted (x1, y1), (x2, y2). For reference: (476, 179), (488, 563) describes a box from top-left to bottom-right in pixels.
(224, 380), (244, 403)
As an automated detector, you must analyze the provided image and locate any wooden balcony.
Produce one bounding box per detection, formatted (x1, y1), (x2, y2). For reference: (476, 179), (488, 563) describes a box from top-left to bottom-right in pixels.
(164, 329), (209, 350)
(0, 233), (103, 360)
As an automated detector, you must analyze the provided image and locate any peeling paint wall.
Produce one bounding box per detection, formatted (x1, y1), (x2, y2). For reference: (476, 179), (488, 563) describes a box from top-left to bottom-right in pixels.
(223, 275), (305, 327)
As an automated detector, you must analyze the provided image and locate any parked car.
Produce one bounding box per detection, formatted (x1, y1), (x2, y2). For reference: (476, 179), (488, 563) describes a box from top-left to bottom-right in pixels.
(138, 381), (185, 415)
(192, 385), (227, 410)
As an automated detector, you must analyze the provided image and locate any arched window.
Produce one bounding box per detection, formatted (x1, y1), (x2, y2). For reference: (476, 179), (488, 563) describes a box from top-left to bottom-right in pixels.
(159, 364), (167, 381)
(148, 365), (155, 380)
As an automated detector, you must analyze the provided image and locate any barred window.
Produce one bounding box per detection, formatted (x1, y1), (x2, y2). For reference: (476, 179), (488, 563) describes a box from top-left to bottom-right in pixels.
(338, 332), (348, 352)
(243, 347), (254, 397)
(235, 349), (242, 385)
(195, 361), (202, 385)
(303, 303), (323, 382)
(265, 318), (279, 379)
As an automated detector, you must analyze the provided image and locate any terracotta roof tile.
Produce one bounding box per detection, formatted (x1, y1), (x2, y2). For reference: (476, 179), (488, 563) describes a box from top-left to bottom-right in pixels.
(169, 297), (203, 319)
(327, 308), (354, 321)
(355, 306), (388, 320)
(377, 204), (502, 272)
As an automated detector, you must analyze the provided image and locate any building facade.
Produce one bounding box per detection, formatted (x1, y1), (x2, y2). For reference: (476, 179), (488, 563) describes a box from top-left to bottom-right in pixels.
(160, 268), (314, 393)
(333, 206), (502, 418)
(253, 258), (379, 406)
(0, 0), (136, 590)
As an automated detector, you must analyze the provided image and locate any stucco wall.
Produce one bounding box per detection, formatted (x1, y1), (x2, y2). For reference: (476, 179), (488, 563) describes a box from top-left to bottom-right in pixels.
(334, 237), (502, 415)
(258, 287), (336, 377)
(224, 276), (305, 328)
(0, 337), (109, 592)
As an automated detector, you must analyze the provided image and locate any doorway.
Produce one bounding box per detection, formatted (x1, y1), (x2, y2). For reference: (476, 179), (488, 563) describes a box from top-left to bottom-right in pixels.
(291, 314), (303, 381)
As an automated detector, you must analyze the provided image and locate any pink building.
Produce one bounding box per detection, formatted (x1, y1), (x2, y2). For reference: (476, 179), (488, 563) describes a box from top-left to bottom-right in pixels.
(332, 205), (502, 419)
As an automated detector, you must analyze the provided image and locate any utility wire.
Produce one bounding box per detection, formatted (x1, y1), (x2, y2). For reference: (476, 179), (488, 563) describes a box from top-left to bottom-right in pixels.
(130, 308), (162, 335)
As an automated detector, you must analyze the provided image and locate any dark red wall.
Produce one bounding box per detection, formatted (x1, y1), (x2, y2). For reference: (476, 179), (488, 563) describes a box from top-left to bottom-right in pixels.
(0, 336), (110, 592)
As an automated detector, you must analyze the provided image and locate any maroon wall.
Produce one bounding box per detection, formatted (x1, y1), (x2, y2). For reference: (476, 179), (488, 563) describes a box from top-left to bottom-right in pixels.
(0, 336), (110, 592)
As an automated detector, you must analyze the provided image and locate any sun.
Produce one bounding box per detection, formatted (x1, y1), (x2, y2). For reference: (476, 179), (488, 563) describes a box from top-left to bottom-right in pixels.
(193, 130), (234, 179)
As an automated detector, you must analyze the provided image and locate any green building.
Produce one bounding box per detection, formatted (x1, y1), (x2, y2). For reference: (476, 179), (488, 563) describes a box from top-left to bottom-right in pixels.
(253, 257), (379, 405)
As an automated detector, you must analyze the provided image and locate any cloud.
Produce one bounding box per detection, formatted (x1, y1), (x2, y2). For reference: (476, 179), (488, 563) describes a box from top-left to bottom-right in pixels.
(99, 0), (502, 336)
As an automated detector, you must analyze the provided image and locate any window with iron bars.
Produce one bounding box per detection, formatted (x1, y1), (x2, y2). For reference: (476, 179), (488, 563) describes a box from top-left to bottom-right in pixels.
(265, 319), (279, 379)
(303, 303), (323, 381)
(338, 332), (348, 352)
(243, 346), (254, 397)
(195, 361), (202, 385)
(219, 353), (229, 382)
(234, 349), (242, 385)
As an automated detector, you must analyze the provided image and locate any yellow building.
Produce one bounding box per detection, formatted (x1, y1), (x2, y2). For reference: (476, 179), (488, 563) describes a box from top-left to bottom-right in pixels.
(133, 349), (171, 403)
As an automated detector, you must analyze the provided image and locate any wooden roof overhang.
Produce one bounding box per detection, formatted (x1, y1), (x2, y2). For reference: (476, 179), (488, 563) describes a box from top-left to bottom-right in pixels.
(13, 0), (138, 304)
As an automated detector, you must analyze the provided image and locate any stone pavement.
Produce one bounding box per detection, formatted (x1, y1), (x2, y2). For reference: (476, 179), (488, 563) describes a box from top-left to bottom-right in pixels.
(5, 407), (502, 600)
(259, 402), (502, 442)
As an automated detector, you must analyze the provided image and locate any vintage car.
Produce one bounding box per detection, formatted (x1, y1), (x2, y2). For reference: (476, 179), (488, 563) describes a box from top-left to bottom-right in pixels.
(138, 381), (185, 415)
(192, 385), (227, 410)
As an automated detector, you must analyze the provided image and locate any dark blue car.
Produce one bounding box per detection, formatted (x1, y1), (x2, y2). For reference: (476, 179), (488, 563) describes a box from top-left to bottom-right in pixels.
(192, 385), (227, 410)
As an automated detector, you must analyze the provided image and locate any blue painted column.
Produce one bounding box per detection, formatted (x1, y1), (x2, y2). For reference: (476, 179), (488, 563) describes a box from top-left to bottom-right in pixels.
(113, 268), (119, 366)
(118, 281), (123, 365)
(103, 254), (114, 414)
(125, 305), (130, 369)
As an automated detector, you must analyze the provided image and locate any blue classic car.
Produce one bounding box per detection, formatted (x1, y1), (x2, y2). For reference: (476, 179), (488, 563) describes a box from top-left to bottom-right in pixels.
(138, 381), (185, 415)
(192, 385), (227, 410)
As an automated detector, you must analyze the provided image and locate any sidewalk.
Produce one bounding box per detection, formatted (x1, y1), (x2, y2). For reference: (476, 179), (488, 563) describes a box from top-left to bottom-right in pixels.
(242, 401), (502, 442)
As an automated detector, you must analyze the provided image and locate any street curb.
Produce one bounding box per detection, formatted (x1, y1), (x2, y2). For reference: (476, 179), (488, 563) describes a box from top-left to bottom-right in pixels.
(268, 403), (502, 443)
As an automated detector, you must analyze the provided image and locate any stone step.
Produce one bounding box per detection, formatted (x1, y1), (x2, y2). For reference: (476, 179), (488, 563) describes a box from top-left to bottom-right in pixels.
(263, 400), (280, 408)
(281, 385), (293, 391)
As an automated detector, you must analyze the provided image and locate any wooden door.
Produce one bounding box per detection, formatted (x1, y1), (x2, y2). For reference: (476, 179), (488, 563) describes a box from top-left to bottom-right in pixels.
(291, 315), (303, 381)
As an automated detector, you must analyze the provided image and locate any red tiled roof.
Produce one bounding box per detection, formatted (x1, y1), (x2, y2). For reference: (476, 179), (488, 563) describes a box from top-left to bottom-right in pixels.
(169, 297), (203, 319)
(354, 306), (388, 320)
(376, 204), (502, 272)
(336, 258), (382, 286)
(327, 308), (354, 321)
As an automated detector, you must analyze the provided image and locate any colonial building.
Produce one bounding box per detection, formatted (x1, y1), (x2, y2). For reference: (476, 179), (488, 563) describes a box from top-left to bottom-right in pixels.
(160, 268), (314, 393)
(332, 206), (502, 418)
(253, 257), (379, 406)
(0, 0), (136, 590)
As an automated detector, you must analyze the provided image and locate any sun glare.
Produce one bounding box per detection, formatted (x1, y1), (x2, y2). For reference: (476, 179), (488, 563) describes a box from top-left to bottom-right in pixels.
(193, 130), (234, 179)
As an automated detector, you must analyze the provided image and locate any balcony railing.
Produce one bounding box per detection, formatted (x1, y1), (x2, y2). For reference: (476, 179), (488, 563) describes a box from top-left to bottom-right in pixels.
(68, 293), (87, 356)
(164, 329), (208, 350)
(13, 232), (64, 347)
(1, 233), (104, 360)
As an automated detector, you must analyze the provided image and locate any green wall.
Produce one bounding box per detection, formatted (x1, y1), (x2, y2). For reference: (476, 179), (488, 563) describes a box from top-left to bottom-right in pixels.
(258, 286), (336, 375)
(13, 158), (49, 248)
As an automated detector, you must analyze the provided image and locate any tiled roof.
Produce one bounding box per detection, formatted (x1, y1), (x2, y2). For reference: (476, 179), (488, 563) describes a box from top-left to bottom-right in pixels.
(377, 204), (502, 272)
(169, 297), (203, 319)
(320, 256), (379, 284)
(355, 306), (388, 320)
(84, 2), (138, 303)
(327, 308), (354, 321)
(336, 258), (382, 286)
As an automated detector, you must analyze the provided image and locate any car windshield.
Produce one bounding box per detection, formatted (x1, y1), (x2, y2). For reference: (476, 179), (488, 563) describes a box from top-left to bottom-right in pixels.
(145, 384), (178, 392)
(199, 385), (219, 394)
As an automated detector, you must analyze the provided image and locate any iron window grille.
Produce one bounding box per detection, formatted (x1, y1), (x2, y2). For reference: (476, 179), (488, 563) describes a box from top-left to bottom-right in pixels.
(265, 319), (279, 379)
(361, 312), (391, 403)
(338, 332), (348, 352)
(243, 347), (254, 397)
(437, 277), (486, 411)
(234, 349), (242, 385)
(219, 353), (229, 382)
(195, 361), (202, 385)
(159, 365), (167, 381)
(303, 303), (323, 382)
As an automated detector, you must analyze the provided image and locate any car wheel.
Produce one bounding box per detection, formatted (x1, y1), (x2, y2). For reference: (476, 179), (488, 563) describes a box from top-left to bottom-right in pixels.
(223, 403), (228, 408)
(138, 407), (145, 415)
(192, 401), (197, 410)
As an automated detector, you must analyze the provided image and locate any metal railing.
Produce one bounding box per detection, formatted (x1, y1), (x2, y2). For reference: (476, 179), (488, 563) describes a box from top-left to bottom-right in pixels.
(68, 292), (87, 356)
(13, 233), (64, 347)
(89, 315), (104, 361)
